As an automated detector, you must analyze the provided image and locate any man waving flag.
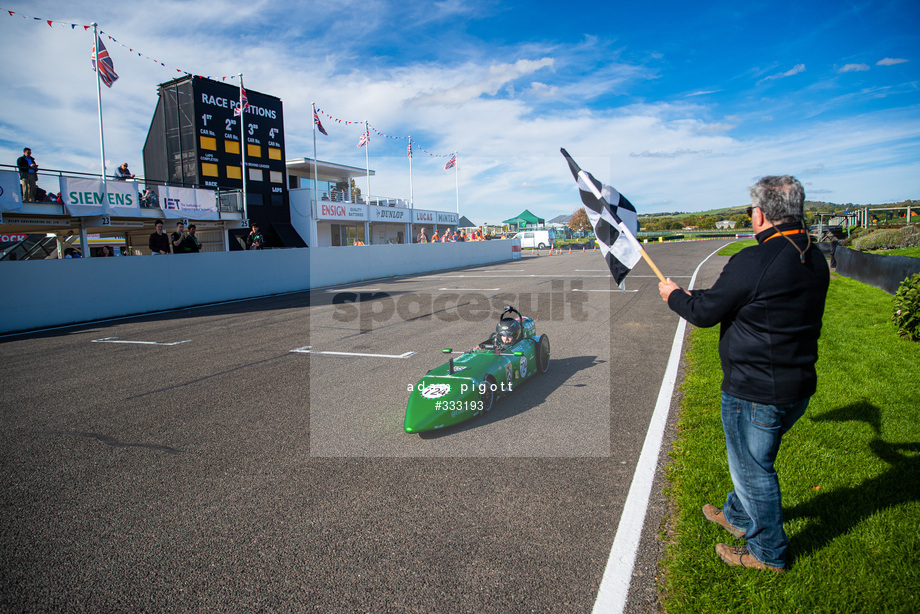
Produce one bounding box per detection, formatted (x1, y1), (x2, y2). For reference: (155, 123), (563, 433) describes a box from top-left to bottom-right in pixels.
(561, 148), (662, 285)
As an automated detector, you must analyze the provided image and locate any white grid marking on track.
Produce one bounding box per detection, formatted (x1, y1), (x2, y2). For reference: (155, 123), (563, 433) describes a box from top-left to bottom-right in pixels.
(291, 346), (415, 359)
(92, 337), (191, 346)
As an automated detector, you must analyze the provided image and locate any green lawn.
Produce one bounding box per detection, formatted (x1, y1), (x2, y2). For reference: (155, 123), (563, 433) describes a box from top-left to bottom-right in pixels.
(870, 246), (920, 258)
(661, 272), (920, 612)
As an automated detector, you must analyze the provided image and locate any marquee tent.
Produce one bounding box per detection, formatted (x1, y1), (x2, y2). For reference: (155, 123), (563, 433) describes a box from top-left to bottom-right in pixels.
(502, 209), (545, 228)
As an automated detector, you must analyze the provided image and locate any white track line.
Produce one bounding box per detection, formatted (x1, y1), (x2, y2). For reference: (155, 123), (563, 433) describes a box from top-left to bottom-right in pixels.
(592, 242), (727, 613)
(438, 288), (501, 291)
(439, 274), (611, 278)
(324, 288), (381, 293)
(92, 337), (191, 346)
(290, 346), (415, 359)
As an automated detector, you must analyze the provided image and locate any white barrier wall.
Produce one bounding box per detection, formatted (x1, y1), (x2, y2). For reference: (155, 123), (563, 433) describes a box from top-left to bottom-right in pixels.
(307, 240), (510, 288)
(0, 240), (513, 333)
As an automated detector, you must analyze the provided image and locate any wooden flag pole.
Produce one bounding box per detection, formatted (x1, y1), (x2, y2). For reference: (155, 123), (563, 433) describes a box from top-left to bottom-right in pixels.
(581, 171), (667, 284)
(638, 247), (667, 284)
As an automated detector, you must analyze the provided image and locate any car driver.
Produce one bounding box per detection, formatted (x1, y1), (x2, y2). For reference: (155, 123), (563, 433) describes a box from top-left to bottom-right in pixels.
(495, 318), (521, 349)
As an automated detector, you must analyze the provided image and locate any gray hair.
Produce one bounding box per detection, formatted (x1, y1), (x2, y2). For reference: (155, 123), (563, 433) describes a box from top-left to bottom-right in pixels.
(750, 175), (805, 224)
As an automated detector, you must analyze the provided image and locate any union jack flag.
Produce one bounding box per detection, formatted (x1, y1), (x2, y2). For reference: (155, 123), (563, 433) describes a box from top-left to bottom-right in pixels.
(444, 154), (456, 170)
(314, 112), (328, 135)
(357, 130), (369, 148)
(407, 142), (412, 159)
(91, 39), (118, 88)
(234, 89), (249, 117)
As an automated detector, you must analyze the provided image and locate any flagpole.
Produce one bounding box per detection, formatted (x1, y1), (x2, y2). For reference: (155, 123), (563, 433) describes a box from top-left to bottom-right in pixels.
(92, 23), (106, 186)
(364, 121), (370, 201)
(238, 73), (248, 224)
(454, 150), (460, 214)
(312, 102), (319, 247)
(408, 136), (414, 210)
(578, 169), (666, 283)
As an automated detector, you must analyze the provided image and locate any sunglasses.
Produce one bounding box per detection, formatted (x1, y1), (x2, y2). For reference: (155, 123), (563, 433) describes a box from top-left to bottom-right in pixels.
(746, 206), (756, 217)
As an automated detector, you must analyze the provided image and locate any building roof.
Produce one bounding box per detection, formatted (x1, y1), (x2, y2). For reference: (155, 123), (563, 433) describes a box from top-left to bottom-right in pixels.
(286, 158), (376, 182)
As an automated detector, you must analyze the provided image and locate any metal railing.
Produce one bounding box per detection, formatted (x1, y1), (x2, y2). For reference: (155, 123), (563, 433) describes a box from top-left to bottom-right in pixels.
(1, 164), (242, 213)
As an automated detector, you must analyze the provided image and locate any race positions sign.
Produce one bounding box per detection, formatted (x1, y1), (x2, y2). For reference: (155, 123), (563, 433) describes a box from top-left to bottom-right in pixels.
(145, 76), (287, 209)
(192, 78), (286, 198)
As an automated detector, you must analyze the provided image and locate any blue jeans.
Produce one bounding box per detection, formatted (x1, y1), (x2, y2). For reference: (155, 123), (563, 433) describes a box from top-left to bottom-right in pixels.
(720, 391), (809, 568)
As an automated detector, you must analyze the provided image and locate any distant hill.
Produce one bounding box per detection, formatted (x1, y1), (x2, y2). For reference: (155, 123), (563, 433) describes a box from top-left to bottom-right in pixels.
(639, 199), (919, 219)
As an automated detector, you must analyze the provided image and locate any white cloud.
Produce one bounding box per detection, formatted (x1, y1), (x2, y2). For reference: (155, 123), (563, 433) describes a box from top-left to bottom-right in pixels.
(411, 58), (554, 105)
(877, 58), (908, 66)
(839, 63), (870, 73)
(759, 63), (806, 83)
(0, 1), (916, 224)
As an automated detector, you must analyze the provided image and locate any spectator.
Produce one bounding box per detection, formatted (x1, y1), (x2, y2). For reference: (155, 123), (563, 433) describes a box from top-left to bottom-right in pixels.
(658, 175), (829, 573)
(322, 192), (329, 200)
(431, 230), (440, 242)
(247, 223), (265, 250)
(186, 224), (201, 253)
(171, 221), (189, 253)
(115, 162), (135, 180)
(140, 187), (158, 208)
(16, 147), (38, 202)
(64, 248), (81, 258)
(459, 230), (467, 242)
(417, 228), (428, 243)
(99, 245), (113, 257)
(149, 219), (170, 255)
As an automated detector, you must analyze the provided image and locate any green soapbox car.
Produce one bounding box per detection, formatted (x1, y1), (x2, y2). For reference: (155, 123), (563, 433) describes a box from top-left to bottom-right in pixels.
(404, 306), (551, 433)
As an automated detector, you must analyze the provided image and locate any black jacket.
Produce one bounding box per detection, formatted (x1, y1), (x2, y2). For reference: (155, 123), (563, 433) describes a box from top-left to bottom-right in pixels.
(149, 231), (171, 254)
(667, 223), (829, 404)
(17, 155), (36, 179)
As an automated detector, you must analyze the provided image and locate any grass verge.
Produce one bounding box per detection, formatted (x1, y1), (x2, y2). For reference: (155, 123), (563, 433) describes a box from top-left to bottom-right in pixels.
(869, 246), (920, 258)
(661, 273), (920, 613)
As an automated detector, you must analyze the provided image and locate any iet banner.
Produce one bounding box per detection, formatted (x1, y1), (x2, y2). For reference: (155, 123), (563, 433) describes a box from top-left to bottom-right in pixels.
(59, 178), (140, 216)
(160, 186), (218, 220)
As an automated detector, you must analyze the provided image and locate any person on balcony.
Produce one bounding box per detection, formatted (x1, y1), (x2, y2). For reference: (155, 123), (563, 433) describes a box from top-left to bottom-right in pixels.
(16, 147), (38, 202)
(115, 162), (135, 180)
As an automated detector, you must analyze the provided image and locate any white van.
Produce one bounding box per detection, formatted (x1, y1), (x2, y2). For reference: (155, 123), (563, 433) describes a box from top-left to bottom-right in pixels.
(513, 229), (555, 249)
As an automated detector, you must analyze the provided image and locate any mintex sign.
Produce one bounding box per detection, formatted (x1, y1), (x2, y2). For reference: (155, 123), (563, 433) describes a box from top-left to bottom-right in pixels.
(437, 212), (459, 225)
(317, 202), (367, 221)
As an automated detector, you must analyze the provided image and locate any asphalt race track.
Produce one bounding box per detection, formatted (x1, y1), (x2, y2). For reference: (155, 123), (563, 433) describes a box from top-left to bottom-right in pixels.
(0, 239), (732, 613)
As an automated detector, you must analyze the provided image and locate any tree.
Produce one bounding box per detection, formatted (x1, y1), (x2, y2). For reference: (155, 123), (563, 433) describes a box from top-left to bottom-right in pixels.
(350, 179), (362, 202)
(568, 208), (592, 233)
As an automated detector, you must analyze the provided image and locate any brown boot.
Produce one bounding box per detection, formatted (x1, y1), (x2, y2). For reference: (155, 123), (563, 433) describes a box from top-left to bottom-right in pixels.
(715, 544), (784, 573)
(702, 504), (746, 539)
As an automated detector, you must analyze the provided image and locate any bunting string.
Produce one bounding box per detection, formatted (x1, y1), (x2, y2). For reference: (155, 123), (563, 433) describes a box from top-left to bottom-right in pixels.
(3, 8), (240, 82)
(315, 107), (454, 161)
(5, 9), (456, 163)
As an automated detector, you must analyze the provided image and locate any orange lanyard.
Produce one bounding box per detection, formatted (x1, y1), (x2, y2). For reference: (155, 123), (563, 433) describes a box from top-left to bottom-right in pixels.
(764, 228), (805, 242)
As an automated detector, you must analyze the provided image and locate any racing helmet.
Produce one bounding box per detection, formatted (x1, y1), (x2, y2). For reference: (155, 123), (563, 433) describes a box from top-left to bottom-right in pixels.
(496, 318), (522, 345)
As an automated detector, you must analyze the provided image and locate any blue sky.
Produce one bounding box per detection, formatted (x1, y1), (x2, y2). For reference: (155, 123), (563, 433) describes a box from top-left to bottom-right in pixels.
(1, 0), (917, 224)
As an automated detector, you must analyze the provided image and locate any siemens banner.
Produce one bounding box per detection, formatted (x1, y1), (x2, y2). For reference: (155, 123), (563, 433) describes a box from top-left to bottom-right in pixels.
(0, 170), (23, 212)
(59, 178), (141, 217)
